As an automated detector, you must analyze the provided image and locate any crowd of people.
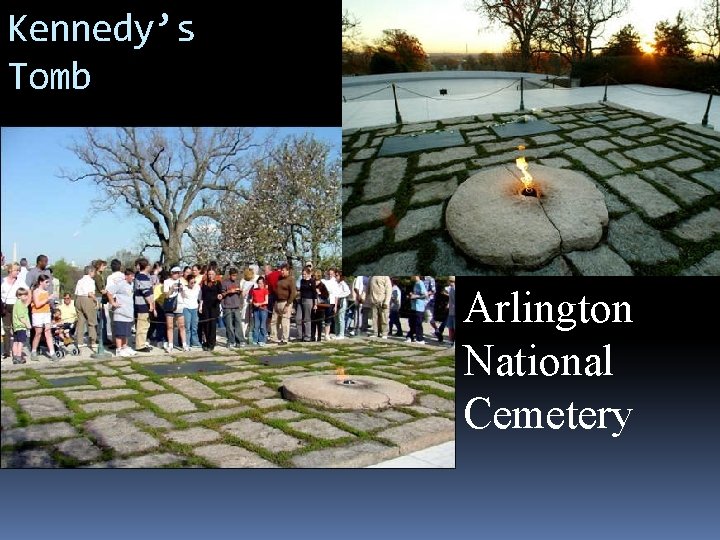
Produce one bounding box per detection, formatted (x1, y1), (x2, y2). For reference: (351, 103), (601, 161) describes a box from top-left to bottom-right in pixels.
(1, 252), (456, 364)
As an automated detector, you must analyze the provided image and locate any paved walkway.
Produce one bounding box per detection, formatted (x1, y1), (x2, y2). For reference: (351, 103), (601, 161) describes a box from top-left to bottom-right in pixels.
(368, 440), (454, 468)
(0, 328), (454, 468)
(342, 101), (720, 276)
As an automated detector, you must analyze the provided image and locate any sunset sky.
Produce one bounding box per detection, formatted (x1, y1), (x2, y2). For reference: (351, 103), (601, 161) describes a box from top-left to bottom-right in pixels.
(342, 0), (698, 54)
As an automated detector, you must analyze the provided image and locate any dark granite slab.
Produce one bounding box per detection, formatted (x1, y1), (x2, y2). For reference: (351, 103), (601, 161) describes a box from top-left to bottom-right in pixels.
(378, 130), (465, 156)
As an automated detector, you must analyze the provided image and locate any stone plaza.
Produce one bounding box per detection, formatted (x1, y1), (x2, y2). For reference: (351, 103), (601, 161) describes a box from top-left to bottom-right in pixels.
(342, 102), (720, 276)
(0, 337), (454, 468)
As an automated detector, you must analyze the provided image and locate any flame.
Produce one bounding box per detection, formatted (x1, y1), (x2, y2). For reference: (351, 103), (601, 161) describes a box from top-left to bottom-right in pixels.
(336, 366), (347, 382)
(515, 148), (533, 191)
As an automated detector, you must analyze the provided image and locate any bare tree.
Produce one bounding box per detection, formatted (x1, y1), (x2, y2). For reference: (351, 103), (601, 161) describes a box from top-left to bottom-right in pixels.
(342, 10), (361, 51)
(62, 128), (270, 265)
(539, 0), (628, 62)
(470, 0), (546, 71)
(219, 134), (341, 267)
(695, 0), (720, 61)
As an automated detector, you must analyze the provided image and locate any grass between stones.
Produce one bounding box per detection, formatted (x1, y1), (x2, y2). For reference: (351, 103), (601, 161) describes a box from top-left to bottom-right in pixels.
(2, 342), (455, 467)
(343, 103), (720, 275)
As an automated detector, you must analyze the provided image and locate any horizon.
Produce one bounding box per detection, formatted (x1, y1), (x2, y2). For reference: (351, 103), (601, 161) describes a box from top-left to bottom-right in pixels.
(343, 0), (702, 55)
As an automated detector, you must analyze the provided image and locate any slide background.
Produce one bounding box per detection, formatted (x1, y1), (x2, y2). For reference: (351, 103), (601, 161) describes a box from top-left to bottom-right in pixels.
(3, 2), (718, 537)
(455, 277), (718, 539)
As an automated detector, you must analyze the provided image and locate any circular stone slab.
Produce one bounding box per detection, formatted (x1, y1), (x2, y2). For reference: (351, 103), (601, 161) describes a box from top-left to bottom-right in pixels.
(281, 375), (416, 410)
(446, 164), (608, 267)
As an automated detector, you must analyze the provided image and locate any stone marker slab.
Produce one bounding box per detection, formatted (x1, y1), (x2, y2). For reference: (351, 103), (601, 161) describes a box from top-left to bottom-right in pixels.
(377, 417), (455, 454)
(446, 164), (608, 267)
(144, 361), (231, 376)
(193, 444), (277, 468)
(221, 418), (304, 452)
(378, 130), (465, 157)
(17, 396), (72, 421)
(291, 441), (399, 468)
(85, 414), (159, 455)
(492, 119), (560, 138)
(259, 353), (324, 366)
(47, 376), (90, 387)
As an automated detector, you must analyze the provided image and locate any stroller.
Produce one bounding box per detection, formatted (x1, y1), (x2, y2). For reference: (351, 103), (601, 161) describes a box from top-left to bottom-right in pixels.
(37, 323), (80, 359)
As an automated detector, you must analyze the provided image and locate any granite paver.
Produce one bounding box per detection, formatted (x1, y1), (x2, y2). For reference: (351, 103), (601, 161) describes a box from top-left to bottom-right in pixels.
(344, 102), (720, 275)
(85, 415), (160, 455)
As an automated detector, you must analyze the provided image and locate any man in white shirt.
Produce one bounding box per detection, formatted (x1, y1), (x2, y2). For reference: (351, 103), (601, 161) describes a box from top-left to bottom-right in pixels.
(74, 265), (98, 348)
(321, 268), (340, 340)
(104, 259), (124, 341)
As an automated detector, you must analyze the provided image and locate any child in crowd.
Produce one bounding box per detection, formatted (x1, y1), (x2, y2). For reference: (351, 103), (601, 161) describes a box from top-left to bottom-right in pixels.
(251, 276), (269, 346)
(11, 287), (31, 364)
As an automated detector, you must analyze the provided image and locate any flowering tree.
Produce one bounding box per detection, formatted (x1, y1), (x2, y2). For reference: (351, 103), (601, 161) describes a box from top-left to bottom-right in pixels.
(218, 134), (341, 267)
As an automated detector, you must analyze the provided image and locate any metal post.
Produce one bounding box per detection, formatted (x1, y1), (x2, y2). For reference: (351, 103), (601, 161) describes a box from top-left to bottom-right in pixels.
(392, 83), (403, 125)
(701, 87), (715, 127)
(519, 77), (525, 111)
(602, 73), (608, 103)
(92, 299), (112, 359)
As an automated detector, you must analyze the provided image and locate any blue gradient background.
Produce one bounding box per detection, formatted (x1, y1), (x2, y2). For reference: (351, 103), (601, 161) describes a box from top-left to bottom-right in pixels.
(2, 278), (718, 538)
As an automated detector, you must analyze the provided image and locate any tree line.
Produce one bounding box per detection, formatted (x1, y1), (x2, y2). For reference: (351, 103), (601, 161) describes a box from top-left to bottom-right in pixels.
(61, 128), (340, 270)
(343, 0), (720, 76)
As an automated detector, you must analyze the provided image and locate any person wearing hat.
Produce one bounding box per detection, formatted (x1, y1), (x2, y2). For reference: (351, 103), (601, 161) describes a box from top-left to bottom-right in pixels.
(163, 266), (188, 353)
